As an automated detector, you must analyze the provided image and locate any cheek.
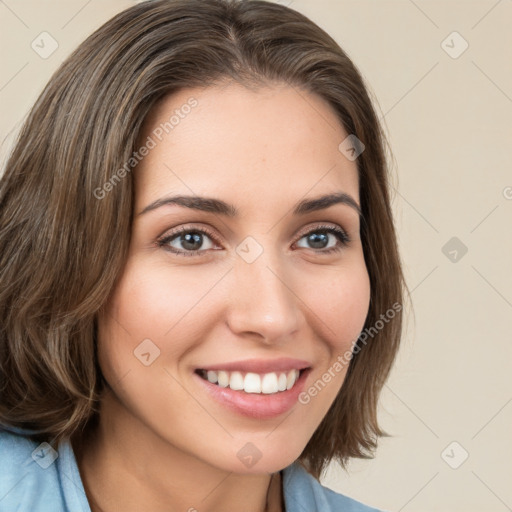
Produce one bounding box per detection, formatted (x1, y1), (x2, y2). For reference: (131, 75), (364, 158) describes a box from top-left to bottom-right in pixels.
(96, 260), (227, 380)
(304, 259), (371, 354)
(296, 261), (370, 406)
(94, 263), (214, 430)
(102, 261), (205, 333)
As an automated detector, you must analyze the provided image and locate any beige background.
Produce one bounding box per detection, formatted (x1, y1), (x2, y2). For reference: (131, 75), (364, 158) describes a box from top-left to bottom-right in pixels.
(1, 1), (511, 511)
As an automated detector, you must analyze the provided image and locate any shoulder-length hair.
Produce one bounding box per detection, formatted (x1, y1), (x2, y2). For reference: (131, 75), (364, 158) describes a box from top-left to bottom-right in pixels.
(0, 0), (406, 479)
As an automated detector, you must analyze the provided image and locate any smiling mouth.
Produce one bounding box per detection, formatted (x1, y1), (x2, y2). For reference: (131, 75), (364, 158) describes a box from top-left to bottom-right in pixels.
(195, 368), (307, 394)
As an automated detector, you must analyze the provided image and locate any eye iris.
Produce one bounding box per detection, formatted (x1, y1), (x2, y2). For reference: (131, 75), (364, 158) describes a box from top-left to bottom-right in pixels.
(307, 231), (329, 249)
(181, 232), (203, 251)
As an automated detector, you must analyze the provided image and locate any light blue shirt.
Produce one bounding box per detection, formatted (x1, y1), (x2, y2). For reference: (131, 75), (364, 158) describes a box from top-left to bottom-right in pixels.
(0, 426), (383, 511)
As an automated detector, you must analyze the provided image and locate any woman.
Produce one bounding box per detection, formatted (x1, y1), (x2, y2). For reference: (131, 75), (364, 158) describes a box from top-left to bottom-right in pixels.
(0, 1), (406, 511)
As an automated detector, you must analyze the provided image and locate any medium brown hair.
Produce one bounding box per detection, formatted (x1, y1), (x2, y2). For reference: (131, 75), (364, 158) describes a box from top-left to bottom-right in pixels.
(0, 0), (406, 479)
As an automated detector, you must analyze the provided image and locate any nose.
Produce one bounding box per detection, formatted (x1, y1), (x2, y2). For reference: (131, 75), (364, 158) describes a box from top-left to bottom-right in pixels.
(225, 247), (301, 345)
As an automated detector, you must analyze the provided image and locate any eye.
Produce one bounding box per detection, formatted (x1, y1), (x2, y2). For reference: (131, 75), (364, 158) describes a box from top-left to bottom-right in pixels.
(156, 224), (350, 257)
(293, 224), (350, 255)
(156, 226), (220, 257)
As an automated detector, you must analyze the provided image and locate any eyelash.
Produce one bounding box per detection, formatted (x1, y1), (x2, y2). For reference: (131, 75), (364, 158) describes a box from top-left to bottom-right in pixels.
(155, 224), (351, 257)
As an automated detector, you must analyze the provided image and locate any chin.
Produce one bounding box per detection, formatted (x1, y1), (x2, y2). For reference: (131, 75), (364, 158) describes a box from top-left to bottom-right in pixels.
(217, 436), (309, 475)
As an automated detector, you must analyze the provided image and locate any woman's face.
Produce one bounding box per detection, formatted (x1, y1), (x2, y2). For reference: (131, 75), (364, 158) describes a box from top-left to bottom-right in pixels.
(96, 81), (370, 474)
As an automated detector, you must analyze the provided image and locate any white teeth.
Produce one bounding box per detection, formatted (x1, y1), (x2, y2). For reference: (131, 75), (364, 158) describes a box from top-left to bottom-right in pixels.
(286, 370), (299, 390)
(244, 372), (261, 393)
(229, 371), (244, 391)
(217, 370), (229, 387)
(277, 372), (287, 391)
(261, 372), (278, 394)
(199, 369), (302, 394)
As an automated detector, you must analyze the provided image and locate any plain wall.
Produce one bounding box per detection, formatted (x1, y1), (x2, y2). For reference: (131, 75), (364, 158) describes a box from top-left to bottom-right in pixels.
(1, 1), (511, 511)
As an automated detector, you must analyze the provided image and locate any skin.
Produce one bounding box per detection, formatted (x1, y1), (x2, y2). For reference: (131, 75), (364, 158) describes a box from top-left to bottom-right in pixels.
(74, 81), (371, 512)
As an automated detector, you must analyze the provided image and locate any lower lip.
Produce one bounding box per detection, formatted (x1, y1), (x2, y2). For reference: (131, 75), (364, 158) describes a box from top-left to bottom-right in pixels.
(194, 369), (310, 419)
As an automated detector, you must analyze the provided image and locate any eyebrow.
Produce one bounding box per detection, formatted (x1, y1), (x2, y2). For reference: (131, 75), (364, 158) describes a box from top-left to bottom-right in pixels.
(138, 192), (361, 218)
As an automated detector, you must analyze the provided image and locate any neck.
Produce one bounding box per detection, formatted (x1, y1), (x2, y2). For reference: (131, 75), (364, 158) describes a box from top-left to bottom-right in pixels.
(72, 390), (284, 512)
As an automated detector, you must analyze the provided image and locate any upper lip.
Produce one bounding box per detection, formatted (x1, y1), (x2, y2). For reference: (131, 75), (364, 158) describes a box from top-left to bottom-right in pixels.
(197, 358), (311, 374)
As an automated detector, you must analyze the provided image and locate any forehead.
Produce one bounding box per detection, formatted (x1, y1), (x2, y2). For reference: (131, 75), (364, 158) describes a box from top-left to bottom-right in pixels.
(134, 82), (359, 213)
